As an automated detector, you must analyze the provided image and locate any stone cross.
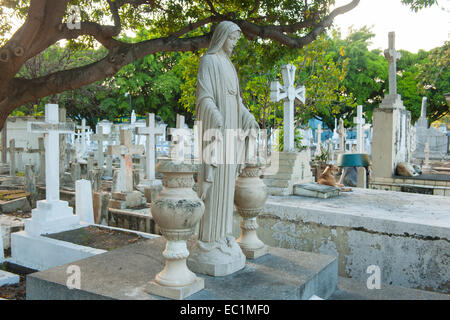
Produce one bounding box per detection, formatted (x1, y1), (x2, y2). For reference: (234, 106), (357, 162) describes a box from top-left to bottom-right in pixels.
(92, 126), (108, 169)
(135, 113), (164, 181)
(76, 118), (88, 156)
(353, 105), (366, 153)
(422, 141), (432, 174)
(1, 121), (7, 164)
(27, 137), (45, 184)
(28, 104), (74, 202)
(384, 32), (401, 97)
(338, 118), (346, 152)
(314, 124), (322, 157)
(170, 114), (191, 161)
(7, 139), (23, 176)
(420, 97), (427, 119)
(107, 129), (144, 192)
(270, 64), (306, 152)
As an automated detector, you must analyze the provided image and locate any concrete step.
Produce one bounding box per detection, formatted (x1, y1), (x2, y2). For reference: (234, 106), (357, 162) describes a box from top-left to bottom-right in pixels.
(263, 178), (293, 188)
(265, 186), (292, 196)
(329, 277), (450, 300)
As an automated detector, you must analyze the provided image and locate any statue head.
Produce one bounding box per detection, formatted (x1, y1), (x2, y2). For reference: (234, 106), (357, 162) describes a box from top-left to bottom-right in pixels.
(207, 21), (241, 56)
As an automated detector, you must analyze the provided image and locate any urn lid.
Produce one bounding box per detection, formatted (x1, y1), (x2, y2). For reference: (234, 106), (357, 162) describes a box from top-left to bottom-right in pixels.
(156, 158), (200, 173)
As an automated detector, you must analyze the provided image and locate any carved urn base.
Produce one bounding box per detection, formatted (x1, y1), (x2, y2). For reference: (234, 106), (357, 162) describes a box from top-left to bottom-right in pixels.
(146, 159), (205, 300)
(234, 160), (269, 259)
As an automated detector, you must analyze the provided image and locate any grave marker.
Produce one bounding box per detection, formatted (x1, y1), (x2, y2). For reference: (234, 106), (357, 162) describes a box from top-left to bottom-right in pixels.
(107, 129), (144, 192)
(92, 126), (108, 169)
(25, 104), (80, 236)
(353, 105), (366, 153)
(270, 64), (305, 152)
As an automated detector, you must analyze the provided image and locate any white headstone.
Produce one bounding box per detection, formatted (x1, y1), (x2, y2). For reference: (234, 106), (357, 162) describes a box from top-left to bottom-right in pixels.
(270, 64), (306, 152)
(75, 179), (95, 224)
(353, 105), (366, 153)
(314, 124), (322, 157)
(169, 114), (191, 161)
(107, 129), (144, 192)
(135, 113), (164, 181)
(25, 104), (80, 236)
(92, 126), (108, 169)
(76, 118), (88, 156)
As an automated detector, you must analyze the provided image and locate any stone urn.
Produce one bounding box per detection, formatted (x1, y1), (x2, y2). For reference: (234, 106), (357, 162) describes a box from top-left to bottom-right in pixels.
(147, 159), (205, 299)
(234, 158), (269, 259)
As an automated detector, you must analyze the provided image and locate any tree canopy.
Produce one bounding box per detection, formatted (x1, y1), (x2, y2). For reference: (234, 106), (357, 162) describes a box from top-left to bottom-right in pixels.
(0, 0), (439, 129)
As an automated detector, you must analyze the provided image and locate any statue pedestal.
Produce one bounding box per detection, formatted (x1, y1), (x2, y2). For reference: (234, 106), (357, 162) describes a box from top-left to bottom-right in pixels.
(187, 236), (246, 277)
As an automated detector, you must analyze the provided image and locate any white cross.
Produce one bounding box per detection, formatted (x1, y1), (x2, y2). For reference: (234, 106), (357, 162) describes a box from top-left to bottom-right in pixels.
(314, 124), (322, 157)
(338, 118), (346, 152)
(384, 32), (401, 97)
(353, 105), (366, 153)
(28, 104), (74, 201)
(92, 126), (108, 169)
(169, 114), (191, 161)
(76, 118), (88, 156)
(135, 113), (164, 181)
(107, 129), (144, 192)
(270, 64), (305, 152)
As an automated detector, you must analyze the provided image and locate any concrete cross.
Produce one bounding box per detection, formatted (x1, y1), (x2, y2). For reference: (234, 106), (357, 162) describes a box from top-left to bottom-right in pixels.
(92, 126), (109, 169)
(353, 105), (366, 153)
(7, 139), (23, 176)
(338, 118), (346, 152)
(420, 97), (427, 119)
(314, 124), (322, 157)
(169, 114), (191, 161)
(384, 32), (401, 97)
(270, 64), (306, 152)
(28, 104), (75, 202)
(76, 118), (88, 156)
(27, 137), (45, 183)
(135, 113), (164, 181)
(107, 129), (144, 192)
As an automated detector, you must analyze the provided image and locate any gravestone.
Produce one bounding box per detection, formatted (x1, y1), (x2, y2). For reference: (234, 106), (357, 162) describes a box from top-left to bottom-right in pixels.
(338, 118), (346, 153)
(27, 137), (45, 184)
(293, 183), (341, 199)
(314, 124), (322, 157)
(7, 139), (23, 176)
(270, 64), (306, 152)
(353, 105), (366, 153)
(169, 114), (191, 161)
(75, 179), (94, 224)
(22, 104), (80, 236)
(413, 97), (448, 160)
(76, 118), (88, 158)
(107, 130), (146, 209)
(135, 113), (164, 201)
(264, 64), (311, 195)
(92, 125), (108, 170)
(372, 32), (412, 179)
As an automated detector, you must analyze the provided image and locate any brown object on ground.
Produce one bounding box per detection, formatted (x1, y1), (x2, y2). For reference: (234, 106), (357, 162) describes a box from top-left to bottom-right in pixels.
(0, 190), (30, 201)
(44, 225), (147, 251)
(318, 164), (352, 192)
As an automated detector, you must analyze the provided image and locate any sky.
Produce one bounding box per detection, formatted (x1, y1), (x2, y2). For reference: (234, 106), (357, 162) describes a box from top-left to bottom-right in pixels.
(331, 0), (449, 53)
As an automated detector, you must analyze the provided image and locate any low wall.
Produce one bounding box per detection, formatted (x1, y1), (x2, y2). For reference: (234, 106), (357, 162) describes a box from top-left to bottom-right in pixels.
(233, 189), (450, 294)
(369, 176), (450, 196)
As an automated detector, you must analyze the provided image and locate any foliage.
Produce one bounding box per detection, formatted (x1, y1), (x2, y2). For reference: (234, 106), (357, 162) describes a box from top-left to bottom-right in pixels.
(276, 126), (307, 152)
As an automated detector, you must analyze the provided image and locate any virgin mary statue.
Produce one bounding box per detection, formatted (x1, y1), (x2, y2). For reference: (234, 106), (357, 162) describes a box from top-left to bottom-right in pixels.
(187, 21), (259, 276)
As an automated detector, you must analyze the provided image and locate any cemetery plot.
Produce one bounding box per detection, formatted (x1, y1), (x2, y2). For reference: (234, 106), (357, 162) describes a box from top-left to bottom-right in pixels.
(44, 225), (147, 251)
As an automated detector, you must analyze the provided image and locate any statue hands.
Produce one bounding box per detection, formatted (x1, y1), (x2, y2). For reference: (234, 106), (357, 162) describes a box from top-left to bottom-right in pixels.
(212, 109), (223, 129)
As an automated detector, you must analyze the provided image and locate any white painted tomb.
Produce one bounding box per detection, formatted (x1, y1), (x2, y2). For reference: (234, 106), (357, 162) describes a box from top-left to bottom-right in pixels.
(76, 179), (95, 224)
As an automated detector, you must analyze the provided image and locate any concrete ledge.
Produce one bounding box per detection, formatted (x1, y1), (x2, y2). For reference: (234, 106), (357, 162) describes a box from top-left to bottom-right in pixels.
(26, 237), (338, 300)
(9, 230), (106, 271)
(236, 188), (450, 294)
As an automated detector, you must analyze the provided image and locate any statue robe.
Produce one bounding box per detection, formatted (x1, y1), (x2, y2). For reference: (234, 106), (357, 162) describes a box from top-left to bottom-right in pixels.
(196, 52), (256, 243)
